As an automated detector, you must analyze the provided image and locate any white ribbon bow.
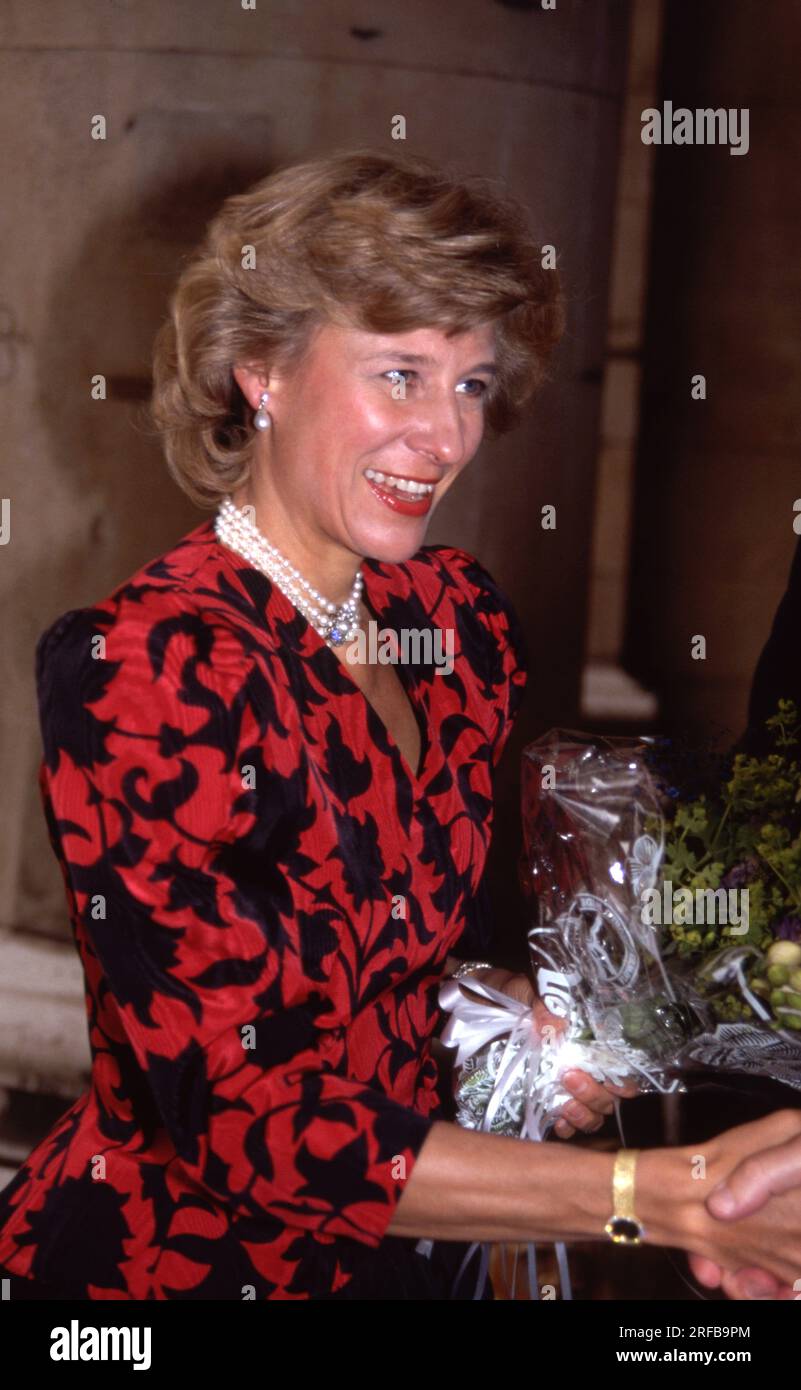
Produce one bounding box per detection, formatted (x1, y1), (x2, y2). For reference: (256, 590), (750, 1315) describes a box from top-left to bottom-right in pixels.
(437, 974), (574, 1299)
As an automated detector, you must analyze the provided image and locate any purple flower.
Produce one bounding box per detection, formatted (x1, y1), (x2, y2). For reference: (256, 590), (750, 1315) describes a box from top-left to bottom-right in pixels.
(775, 915), (801, 942)
(721, 857), (760, 890)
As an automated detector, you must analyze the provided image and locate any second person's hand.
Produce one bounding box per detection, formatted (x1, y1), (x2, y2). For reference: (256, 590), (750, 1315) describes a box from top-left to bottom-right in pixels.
(680, 1109), (801, 1292)
(688, 1124), (801, 1299)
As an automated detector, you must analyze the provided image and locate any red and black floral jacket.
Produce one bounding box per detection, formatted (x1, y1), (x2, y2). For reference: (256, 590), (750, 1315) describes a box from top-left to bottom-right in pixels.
(0, 518), (528, 1298)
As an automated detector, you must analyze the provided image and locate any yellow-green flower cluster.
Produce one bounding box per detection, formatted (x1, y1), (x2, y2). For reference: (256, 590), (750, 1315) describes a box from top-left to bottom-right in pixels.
(653, 699), (801, 1026)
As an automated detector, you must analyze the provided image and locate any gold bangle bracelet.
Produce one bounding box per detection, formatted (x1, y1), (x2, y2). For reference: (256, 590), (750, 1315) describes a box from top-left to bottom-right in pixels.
(604, 1147), (645, 1245)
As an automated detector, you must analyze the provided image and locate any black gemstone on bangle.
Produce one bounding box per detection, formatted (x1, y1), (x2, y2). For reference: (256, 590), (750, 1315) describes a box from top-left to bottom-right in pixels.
(606, 1216), (642, 1244)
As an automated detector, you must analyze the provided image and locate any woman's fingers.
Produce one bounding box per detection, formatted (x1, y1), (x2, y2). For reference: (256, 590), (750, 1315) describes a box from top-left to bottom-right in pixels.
(562, 1070), (617, 1118)
(531, 1004), (640, 1136)
(560, 1099), (606, 1132)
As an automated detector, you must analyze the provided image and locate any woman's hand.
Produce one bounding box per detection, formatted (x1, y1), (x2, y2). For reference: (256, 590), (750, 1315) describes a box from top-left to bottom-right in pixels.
(687, 1125), (801, 1299)
(468, 969), (639, 1139)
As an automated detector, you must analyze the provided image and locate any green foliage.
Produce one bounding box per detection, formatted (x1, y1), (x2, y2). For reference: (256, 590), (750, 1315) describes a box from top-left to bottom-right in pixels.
(657, 699), (801, 1026)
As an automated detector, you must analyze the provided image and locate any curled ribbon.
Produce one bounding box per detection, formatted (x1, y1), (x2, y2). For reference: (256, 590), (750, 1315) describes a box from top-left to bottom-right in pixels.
(436, 974), (574, 1301)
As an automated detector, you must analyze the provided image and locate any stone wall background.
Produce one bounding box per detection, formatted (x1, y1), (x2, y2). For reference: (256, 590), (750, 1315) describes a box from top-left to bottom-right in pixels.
(621, 0), (801, 743)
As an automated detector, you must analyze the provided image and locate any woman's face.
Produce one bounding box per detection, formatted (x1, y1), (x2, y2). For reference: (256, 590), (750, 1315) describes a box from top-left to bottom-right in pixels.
(232, 320), (497, 581)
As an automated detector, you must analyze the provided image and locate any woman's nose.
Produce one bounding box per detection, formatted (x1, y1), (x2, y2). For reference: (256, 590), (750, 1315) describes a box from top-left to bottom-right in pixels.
(406, 394), (466, 465)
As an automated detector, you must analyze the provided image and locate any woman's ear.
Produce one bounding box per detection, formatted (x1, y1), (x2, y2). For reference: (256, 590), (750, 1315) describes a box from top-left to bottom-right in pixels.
(232, 363), (271, 409)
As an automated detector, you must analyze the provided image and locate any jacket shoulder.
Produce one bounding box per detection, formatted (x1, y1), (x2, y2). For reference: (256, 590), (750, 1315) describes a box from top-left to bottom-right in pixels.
(417, 545), (527, 653)
(415, 544), (529, 732)
(34, 522), (249, 691)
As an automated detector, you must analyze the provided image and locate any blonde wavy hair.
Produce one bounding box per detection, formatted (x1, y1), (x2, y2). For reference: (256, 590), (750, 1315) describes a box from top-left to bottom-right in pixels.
(149, 145), (566, 509)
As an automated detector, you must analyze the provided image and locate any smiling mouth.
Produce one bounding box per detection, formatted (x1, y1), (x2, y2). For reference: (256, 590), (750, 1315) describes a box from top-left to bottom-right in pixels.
(364, 470), (435, 516)
(364, 468), (436, 496)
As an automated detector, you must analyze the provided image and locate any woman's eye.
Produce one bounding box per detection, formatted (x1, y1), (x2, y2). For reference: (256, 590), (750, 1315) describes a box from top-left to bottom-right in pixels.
(383, 369), (417, 389)
(382, 370), (488, 398)
(457, 379), (489, 398)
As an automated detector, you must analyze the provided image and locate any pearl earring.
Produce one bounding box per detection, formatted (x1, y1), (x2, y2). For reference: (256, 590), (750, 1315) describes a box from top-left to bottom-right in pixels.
(253, 391), (272, 430)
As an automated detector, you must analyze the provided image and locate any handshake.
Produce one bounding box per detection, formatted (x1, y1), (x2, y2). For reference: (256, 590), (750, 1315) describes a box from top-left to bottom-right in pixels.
(683, 1111), (801, 1300)
(493, 970), (801, 1300)
(559, 1033), (801, 1299)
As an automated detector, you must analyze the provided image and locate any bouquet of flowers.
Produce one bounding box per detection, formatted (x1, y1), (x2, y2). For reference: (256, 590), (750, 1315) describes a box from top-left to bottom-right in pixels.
(644, 697), (801, 1037)
(440, 713), (801, 1151)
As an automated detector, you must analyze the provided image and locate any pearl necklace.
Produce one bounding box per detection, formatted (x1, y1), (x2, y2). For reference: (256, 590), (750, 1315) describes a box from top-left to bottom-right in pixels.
(214, 495), (364, 647)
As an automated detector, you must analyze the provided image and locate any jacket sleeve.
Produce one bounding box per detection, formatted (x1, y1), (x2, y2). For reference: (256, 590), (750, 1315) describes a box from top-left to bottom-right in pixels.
(35, 592), (435, 1249)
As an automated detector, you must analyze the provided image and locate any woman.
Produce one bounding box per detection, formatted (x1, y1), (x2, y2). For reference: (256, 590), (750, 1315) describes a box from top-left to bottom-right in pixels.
(0, 147), (798, 1301)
